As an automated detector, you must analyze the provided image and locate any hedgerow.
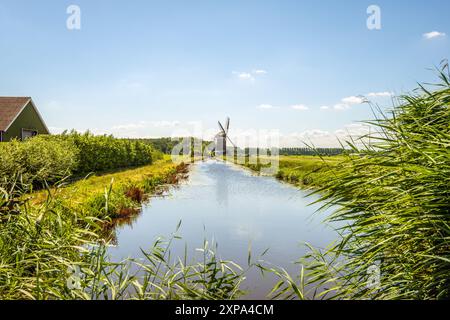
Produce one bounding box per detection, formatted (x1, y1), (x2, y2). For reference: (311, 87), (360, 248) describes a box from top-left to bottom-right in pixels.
(0, 131), (156, 188)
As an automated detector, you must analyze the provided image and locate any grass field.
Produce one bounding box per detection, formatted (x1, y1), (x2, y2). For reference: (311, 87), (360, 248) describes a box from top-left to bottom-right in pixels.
(241, 155), (342, 188)
(276, 155), (342, 187)
(30, 155), (188, 221)
(32, 155), (173, 202)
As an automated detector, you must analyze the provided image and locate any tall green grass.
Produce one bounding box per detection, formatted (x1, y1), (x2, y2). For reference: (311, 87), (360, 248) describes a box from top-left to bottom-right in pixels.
(267, 68), (450, 300)
(0, 177), (247, 300)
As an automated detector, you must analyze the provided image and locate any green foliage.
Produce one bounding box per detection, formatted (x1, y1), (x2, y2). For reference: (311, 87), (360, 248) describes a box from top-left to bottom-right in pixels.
(279, 147), (344, 156)
(269, 69), (450, 300)
(83, 186), (135, 220)
(135, 137), (212, 157)
(0, 136), (78, 187)
(0, 132), (156, 188)
(137, 137), (181, 154)
(60, 131), (154, 174)
(243, 155), (341, 188)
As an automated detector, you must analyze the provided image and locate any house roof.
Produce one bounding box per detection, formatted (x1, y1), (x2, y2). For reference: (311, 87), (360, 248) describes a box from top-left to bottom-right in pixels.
(0, 97), (31, 131)
(0, 97), (49, 133)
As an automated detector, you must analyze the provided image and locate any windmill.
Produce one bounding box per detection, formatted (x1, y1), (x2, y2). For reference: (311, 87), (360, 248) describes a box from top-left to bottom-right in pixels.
(214, 117), (235, 156)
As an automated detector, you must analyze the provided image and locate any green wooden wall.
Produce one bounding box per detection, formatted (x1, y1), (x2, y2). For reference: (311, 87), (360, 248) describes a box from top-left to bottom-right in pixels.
(2, 102), (49, 141)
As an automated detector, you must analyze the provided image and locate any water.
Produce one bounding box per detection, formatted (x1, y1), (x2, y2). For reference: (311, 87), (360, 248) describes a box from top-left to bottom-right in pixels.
(107, 160), (338, 299)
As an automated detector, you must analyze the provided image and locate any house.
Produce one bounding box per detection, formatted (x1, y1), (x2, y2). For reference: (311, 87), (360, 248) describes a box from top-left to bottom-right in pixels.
(0, 97), (49, 142)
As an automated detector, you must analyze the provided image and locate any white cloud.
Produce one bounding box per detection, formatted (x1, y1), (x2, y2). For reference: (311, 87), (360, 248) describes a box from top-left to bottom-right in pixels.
(280, 123), (376, 147)
(238, 72), (254, 80)
(108, 120), (182, 138)
(328, 96), (367, 111)
(344, 123), (372, 135)
(152, 120), (180, 128)
(341, 95), (365, 105)
(232, 71), (255, 81)
(367, 91), (393, 97)
(233, 69), (267, 81)
(321, 93), (382, 112)
(112, 122), (147, 130)
(252, 69), (267, 74)
(423, 31), (446, 39)
(257, 104), (276, 110)
(291, 104), (309, 111)
(300, 129), (330, 138)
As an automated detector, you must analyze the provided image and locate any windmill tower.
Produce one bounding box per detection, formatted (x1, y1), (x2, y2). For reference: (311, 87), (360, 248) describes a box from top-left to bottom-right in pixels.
(215, 117), (235, 156)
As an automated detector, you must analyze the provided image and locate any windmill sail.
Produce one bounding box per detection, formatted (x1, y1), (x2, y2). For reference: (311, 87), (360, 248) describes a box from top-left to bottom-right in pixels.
(224, 117), (230, 133)
(218, 121), (226, 135)
(226, 135), (236, 148)
(215, 117), (233, 156)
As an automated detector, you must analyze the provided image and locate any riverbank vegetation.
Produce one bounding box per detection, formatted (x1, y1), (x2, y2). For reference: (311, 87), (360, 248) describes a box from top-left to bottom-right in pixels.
(135, 137), (212, 157)
(31, 157), (189, 220)
(0, 131), (160, 189)
(0, 136), (246, 299)
(242, 155), (342, 188)
(267, 69), (450, 300)
(0, 183), (246, 299)
(279, 147), (344, 156)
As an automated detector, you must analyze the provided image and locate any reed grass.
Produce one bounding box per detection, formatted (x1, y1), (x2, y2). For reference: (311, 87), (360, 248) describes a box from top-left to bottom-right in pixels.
(265, 67), (450, 300)
(0, 176), (247, 300)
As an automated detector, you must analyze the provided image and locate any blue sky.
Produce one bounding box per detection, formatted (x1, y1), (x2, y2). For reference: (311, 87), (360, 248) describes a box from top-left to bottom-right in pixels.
(0, 0), (449, 146)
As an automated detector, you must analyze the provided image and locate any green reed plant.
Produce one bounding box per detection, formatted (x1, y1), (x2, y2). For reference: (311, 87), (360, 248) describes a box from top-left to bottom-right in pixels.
(127, 224), (247, 300)
(0, 174), (247, 300)
(266, 67), (450, 300)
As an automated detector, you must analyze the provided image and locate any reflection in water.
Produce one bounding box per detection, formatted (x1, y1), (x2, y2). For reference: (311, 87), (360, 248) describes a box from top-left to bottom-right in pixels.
(101, 183), (185, 245)
(101, 213), (142, 246)
(213, 161), (229, 207)
(107, 160), (338, 299)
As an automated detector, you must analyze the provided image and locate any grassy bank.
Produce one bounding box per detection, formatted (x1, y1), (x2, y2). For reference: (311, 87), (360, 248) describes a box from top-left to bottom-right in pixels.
(31, 156), (188, 221)
(241, 155), (342, 188)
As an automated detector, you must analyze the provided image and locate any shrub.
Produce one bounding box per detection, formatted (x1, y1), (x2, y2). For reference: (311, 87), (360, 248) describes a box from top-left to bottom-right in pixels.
(0, 136), (78, 187)
(60, 131), (154, 174)
(0, 132), (156, 189)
